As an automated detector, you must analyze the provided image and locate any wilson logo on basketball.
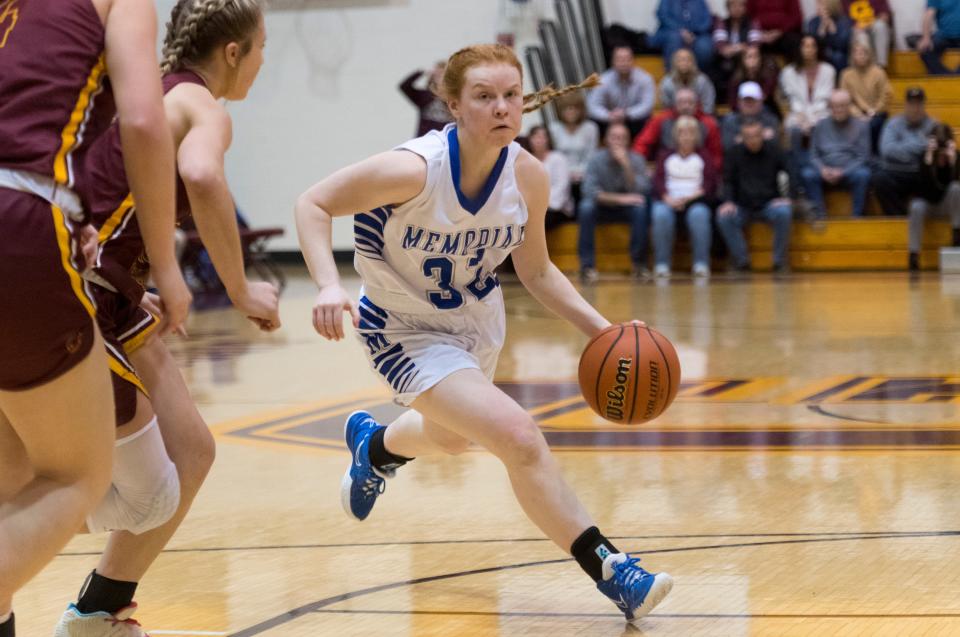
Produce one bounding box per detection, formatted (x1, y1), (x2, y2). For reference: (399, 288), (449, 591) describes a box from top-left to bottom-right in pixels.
(604, 357), (632, 421)
(643, 360), (661, 419)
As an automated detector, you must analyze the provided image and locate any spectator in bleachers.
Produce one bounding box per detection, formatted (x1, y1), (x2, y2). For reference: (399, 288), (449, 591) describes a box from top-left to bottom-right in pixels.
(651, 0), (715, 73)
(917, 0), (960, 75)
(800, 90), (871, 219)
(728, 44), (781, 115)
(722, 81), (780, 150)
(399, 62), (453, 137)
(526, 126), (573, 230)
(587, 45), (656, 139)
(651, 116), (717, 278)
(872, 87), (937, 216)
(908, 123), (960, 270)
(749, 0), (804, 58)
(718, 120), (793, 271)
(780, 35), (836, 197)
(549, 93), (599, 203)
(577, 123), (651, 282)
(660, 48), (717, 115)
(806, 0), (854, 72)
(713, 0), (763, 94)
(633, 87), (724, 171)
(840, 40), (891, 152)
(843, 0), (892, 68)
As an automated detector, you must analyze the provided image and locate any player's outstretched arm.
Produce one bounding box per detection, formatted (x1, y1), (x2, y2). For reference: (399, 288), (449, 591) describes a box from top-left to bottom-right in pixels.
(512, 152), (611, 338)
(294, 150), (426, 340)
(170, 86), (280, 331)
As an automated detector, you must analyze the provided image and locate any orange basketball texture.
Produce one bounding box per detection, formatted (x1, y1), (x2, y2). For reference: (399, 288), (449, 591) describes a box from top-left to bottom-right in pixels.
(577, 323), (681, 425)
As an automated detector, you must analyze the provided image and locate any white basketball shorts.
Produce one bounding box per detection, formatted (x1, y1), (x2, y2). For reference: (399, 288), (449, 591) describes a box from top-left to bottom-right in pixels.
(355, 289), (506, 406)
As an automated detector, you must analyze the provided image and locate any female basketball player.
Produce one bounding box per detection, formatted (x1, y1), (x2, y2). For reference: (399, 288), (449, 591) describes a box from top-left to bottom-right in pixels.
(0, 0), (191, 634)
(54, 2), (278, 634)
(296, 44), (672, 622)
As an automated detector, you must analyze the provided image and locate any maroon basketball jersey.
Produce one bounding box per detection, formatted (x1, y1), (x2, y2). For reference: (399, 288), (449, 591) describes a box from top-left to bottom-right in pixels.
(0, 0), (115, 187)
(80, 70), (208, 302)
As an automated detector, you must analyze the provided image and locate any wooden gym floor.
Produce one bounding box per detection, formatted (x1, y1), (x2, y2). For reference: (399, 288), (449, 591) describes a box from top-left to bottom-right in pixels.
(13, 268), (960, 636)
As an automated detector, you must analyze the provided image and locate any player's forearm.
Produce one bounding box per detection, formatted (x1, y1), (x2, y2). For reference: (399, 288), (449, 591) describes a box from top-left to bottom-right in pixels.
(521, 263), (610, 337)
(186, 176), (248, 299)
(295, 195), (341, 290)
(119, 117), (178, 273)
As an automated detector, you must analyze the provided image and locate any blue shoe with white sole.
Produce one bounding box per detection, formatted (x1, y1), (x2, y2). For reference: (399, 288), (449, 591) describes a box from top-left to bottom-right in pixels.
(341, 411), (393, 521)
(597, 553), (673, 622)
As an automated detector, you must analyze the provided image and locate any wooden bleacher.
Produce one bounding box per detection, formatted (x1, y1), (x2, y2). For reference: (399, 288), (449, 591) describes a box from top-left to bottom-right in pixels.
(549, 50), (960, 272)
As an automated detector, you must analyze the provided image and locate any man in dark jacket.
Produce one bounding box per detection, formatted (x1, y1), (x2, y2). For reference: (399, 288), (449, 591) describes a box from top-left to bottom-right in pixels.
(717, 119), (793, 271)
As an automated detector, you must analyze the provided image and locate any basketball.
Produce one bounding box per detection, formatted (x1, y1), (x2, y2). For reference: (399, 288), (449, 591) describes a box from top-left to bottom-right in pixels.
(578, 322), (681, 425)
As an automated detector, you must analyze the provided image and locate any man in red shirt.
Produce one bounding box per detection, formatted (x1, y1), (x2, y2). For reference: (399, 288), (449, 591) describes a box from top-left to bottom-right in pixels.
(632, 88), (723, 171)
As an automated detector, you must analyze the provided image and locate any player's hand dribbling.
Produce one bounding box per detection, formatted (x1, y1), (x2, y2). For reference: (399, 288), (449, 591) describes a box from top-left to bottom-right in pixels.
(233, 280), (282, 332)
(152, 265), (192, 337)
(312, 285), (360, 341)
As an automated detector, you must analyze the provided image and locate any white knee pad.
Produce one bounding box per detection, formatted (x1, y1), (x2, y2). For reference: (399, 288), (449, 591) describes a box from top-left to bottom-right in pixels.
(86, 417), (181, 535)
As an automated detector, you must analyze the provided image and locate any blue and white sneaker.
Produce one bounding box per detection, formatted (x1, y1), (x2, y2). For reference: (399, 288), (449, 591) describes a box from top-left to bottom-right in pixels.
(340, 411), (393, 521)
(597, 553), (673, 622)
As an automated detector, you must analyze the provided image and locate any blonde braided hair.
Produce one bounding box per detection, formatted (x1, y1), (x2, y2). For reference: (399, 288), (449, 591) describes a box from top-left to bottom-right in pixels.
(160, 0), (261, 74)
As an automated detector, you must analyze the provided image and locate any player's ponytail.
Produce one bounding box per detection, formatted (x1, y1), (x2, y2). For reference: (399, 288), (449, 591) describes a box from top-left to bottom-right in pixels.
(522, 74), (600, 114)
(160, 0), (262, 74)
(437, 44), (597, 115)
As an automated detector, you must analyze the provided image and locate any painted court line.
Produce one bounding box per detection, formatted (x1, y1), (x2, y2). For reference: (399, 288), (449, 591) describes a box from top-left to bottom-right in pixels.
(151, 631), (228, 636)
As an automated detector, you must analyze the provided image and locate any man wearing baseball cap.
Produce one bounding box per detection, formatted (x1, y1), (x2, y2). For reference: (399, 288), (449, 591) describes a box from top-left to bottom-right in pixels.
(721, 82), (781, 150)
(871, 87), (937, 216)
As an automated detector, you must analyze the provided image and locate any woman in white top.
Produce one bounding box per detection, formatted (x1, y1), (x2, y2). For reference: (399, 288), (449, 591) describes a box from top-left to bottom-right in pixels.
(547, 93), (598, 190)
(650, 116), (717, 278)
(779, 34), (836, 132)
(526, 125), (572, 227)
(779, 34), (836, 196)
(295, 44), (672, 622)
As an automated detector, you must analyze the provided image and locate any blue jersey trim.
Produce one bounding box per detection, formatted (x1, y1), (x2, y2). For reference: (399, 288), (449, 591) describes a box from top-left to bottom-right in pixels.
(447, 126), (509, 216)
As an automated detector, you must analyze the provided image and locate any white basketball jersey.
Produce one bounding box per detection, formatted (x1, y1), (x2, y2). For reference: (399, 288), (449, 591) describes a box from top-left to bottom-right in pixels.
(355, 124), (528, 314)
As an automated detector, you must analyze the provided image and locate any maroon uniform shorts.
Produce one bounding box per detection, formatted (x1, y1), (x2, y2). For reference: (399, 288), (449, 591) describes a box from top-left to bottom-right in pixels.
(90, 284), (157, 426)
(0, 188), (97, 389)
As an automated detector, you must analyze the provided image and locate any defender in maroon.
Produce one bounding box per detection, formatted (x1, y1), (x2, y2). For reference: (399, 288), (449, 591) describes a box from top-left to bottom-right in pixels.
(56, 2), (278, 635)
(78, 69), (207, 427)
(0, 1), (188, 635)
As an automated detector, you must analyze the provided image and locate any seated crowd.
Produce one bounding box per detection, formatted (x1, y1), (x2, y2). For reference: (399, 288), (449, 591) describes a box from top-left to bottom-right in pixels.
(529, 0), (960, 279)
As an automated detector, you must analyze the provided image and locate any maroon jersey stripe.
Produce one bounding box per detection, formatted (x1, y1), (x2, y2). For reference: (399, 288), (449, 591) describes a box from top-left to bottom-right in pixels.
(0, 0), (111, 180)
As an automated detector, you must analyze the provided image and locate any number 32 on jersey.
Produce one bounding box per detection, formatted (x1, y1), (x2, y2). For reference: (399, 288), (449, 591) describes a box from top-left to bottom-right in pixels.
(422, 248), (498, 310)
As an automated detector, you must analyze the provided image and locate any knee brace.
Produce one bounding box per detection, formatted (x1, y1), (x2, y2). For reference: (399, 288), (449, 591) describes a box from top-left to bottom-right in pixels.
(86, 417), (181, 535)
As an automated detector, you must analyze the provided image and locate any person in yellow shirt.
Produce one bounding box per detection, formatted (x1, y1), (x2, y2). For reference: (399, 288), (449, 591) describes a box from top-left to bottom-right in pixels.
(840, 40), (892, 151)
(843, 0), (892, 67)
